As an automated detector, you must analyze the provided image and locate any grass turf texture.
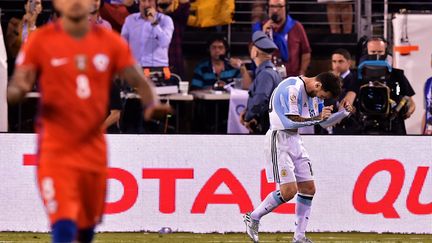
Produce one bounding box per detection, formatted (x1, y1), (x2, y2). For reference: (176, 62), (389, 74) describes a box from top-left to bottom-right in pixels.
(0, 232), (431, 242)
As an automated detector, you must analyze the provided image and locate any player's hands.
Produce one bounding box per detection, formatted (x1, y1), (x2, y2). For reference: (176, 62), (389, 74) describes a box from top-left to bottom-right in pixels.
(320, 105), (333, 120)
(143, 103), (172, 121)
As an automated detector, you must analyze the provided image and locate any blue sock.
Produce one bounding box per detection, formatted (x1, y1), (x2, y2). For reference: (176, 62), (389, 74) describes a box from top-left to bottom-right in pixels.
(52, 219), (77, 243)
(77, 227), (95, 243)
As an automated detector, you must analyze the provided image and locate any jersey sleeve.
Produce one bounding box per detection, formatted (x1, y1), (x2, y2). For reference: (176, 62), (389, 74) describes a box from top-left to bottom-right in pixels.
(111, 33), (137, 73)
(15, 31), (41, 70)
(283, 86), (300, 116)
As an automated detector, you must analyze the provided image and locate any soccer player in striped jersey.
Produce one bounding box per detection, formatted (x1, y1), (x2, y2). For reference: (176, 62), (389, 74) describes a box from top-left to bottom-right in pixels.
(244, 72), (346, 243)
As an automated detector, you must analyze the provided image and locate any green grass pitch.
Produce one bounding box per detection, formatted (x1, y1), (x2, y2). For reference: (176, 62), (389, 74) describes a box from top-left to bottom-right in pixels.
(0, 232), (431, 243)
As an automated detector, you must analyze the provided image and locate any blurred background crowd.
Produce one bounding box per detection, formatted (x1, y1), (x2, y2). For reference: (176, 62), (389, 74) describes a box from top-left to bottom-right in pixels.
(1, 0), (432, 135)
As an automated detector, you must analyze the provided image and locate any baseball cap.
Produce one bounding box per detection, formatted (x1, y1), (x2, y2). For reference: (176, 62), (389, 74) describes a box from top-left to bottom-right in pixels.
(252, 31), (278, 54)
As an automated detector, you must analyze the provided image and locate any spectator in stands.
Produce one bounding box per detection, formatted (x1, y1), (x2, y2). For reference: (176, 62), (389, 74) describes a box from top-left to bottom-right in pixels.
(157, 0), (190, 79)
(89, 0), (122, 133)
(100, 0), (135, 32)
(0, 27), (7, 132)
(423, 62), (432, 135)
(318, 0), (353, 34)
(121, 0), (174, 72)
(191, 35), (250, 90)
(341, 37), (416, 134)
(251, 1), (266, 23)
(90, 0), (112, 29)
(6, 0), (43, 74)
(240, 31), (281, 134)
(252, 0), (311, 77)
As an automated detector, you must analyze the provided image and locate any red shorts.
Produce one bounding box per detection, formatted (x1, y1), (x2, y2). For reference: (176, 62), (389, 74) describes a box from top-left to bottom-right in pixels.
(37, 165), (107, 229)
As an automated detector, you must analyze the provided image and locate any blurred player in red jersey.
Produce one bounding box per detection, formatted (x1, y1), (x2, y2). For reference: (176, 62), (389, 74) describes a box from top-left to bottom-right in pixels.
(7, 0), (171, 242)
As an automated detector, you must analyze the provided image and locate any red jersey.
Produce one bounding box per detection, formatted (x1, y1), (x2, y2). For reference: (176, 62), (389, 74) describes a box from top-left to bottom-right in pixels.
(16, 20), (135, 171)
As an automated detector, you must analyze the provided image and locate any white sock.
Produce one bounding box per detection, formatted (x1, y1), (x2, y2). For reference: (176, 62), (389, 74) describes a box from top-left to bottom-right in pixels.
(250, 190), (285, 221)
(294, 193), (313, 240)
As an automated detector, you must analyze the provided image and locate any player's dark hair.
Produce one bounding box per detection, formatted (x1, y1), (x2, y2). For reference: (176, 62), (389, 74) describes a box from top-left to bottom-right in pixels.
(332, 48), (352, 61)
(316, 72), (342, 98)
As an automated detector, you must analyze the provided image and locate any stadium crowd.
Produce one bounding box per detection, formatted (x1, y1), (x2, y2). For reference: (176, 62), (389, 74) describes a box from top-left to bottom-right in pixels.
(1, 0), (430, 135)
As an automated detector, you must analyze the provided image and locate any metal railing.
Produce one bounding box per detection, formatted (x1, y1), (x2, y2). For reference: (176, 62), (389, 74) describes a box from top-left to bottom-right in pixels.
(352, 0), (432, 48)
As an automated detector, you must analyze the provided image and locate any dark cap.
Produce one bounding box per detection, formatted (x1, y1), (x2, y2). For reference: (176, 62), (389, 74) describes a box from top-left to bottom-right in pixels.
(252, 31), (278, 54)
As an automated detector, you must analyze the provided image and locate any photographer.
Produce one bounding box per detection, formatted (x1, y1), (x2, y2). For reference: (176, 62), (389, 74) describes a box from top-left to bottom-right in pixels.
(121, 0), (174, 70)
(341, 37), (416, 134)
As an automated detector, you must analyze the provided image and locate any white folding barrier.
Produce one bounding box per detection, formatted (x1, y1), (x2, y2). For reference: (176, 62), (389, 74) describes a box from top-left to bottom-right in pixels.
(0, 134), (431, 233)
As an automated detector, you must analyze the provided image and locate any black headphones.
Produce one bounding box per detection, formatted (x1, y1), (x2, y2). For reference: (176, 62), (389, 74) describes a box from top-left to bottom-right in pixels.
(357, 36), (391, 64)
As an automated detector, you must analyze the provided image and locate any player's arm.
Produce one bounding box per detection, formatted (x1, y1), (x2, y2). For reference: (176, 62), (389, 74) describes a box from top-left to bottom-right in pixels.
(288, 115), (319, 122)
(288, 105), (333, 122)
(120, 65), (171, 120)
(282, 106), (333, 130)
(7, 67), (37, 104)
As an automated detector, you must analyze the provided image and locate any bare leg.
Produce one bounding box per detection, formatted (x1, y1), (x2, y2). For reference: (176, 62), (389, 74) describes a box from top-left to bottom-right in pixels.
(340, 3), (353, 34)
(327, 3), (341, 34)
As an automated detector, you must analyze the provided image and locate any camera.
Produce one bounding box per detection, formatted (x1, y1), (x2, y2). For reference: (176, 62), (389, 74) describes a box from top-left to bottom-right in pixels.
(357, 60), (409, 133)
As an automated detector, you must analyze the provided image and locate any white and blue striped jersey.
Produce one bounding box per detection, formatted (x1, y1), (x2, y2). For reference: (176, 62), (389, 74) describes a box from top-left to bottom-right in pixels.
(268, 76), (323, 130)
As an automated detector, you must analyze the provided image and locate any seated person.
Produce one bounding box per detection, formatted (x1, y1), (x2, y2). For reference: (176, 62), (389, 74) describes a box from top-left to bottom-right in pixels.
(191, 35), (250, 90)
